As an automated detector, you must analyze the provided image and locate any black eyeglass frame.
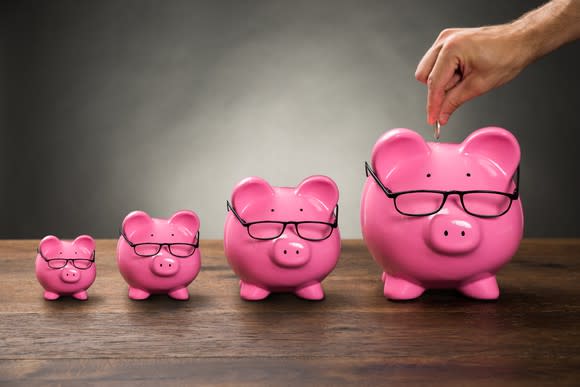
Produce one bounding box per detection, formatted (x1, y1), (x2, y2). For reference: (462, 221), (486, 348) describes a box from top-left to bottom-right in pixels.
(120, 229), (200, 258)
(38, 248), (96, 270)
(226, 200), (339, 241)
(364, 161), (520, 218)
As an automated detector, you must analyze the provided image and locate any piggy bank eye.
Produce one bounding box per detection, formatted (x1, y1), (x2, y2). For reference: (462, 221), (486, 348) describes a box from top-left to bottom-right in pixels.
(426, 173), (431, 178)
(150, 233), (154, 237)
(75, 252), (77, 255)
(300, 208), (303, 212)
(171, 233), (175, 237)
(466, 173), (471, 177)
(270, 209), (275, 212)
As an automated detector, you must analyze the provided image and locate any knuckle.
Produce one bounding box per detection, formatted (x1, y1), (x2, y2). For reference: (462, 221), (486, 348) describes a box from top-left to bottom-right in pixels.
(442, 97), (462, 114)
(427, 75), (435, 87)
(427, 74), (443, 90)
(437, 28), (459, 41)
(443, 35), (461, 50)
(438, 28), (453, 39)
(447, 98), (461, 110)
(415, 68), (424, 82)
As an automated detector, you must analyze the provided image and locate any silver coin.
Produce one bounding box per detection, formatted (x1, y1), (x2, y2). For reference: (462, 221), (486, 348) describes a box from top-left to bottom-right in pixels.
(433, 120), (441, 140)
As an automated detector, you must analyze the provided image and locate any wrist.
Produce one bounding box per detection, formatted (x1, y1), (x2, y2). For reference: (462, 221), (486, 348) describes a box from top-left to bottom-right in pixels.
(503, 21), (540, 68)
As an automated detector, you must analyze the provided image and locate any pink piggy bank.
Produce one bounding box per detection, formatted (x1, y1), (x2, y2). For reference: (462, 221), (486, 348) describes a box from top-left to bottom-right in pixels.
(361, 127), (523, 300)
(224, 176), (341, 301)
(116, 210), (201, 300)
(35, 235), (97, 301)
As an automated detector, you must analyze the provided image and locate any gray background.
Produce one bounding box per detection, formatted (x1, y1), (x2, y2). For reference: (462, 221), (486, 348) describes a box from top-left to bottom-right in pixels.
(1, 0), (579, 239)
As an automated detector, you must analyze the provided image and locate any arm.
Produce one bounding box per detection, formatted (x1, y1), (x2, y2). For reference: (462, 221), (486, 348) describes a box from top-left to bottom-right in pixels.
(415, 0), (580, 126)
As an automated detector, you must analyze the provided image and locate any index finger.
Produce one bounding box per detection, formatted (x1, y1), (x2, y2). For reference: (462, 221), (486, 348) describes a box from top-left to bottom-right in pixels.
(426, 50), (460, 125)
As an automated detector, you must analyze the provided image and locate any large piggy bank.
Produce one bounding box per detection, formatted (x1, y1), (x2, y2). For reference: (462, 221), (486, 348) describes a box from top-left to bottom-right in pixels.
(361, 127), (523, 300)
(116, 210), (201, 300)
(224, 176), (341, 301)
(35, 235), (97, 301)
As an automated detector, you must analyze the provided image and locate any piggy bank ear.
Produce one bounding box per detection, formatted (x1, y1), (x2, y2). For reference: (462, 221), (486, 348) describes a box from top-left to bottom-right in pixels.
(231, 177), (275, 211)
(122, 211), (153, 238)
(39, 235), (62, 254)
(460, 127), (520, 175)
(72, 235), (95, 253)
(371, 128), (431, 178)
(169, 210), (200, 234)
(295, 175), (339, 209)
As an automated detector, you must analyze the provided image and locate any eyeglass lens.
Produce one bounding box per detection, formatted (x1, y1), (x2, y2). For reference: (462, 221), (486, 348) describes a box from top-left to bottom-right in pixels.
(394, 191), (512, 216)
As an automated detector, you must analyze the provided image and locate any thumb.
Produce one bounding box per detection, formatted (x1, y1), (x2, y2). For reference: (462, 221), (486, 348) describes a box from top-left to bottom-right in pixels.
(438, 77), (482, 125)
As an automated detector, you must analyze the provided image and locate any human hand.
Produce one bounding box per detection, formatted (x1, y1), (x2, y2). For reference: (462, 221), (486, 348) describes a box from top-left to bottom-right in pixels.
(415, 25), (531, 126)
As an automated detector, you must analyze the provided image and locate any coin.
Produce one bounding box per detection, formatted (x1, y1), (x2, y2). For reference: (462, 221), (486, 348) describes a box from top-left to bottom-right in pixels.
(433, 120), (441, 140)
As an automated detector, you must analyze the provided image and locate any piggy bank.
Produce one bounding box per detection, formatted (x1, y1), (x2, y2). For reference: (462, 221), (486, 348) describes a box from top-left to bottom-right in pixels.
(224, 176), (341, 301)
(116, 210), (201, 300)
(35, 235), (97, 300)
(361, 127), (523, 300)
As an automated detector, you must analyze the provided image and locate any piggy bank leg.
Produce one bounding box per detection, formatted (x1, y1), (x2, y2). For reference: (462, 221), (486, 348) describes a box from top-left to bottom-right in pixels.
(295, 282), (325, 301)
(43, 291), (60, 301)
(128, 287), (151, 300)
(459, 275), (499, 300)
(383, 273), (425, 300)
(168, 287), (189, 301)
(72, 290), (88, 301)
(240, 281), (270, 301)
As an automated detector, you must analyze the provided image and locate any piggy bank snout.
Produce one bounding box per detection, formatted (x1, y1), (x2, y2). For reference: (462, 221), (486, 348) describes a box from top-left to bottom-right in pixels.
(426, 214), (481, 255)
(60, 267), (81, 283)
(150, 255), (180, 277)
(271, 238), (311, 268)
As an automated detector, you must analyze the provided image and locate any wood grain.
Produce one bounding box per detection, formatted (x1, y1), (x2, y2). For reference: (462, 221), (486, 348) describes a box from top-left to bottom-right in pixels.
(0, 239), (579, 385)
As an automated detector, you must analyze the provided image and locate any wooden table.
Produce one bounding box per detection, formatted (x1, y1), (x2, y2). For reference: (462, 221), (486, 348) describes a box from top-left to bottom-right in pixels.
(0, 239), (579, 385)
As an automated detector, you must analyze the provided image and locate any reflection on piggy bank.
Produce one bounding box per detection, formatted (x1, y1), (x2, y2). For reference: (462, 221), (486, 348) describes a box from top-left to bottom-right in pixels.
(116, 210), (202, 300)
(224, 176), (341, 301)
(35, 235), (97, 300)
(361, 127), (523, 300)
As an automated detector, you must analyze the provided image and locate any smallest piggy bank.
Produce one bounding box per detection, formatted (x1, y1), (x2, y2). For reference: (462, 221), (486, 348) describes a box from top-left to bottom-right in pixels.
(117, 210), (201, 300)
(35, 235), (97, 301)
(224, 175), (341, 301)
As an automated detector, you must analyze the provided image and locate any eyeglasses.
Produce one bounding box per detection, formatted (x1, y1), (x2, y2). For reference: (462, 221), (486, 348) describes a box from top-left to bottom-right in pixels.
(120, 229), (200, 258)
(227, 201), (339, 241)
(38, 248), (96, 270)
(365, 162), (520, 218)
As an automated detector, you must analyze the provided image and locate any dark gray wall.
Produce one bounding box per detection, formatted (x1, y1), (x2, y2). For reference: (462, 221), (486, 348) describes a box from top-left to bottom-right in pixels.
(1, 0), (579, 239)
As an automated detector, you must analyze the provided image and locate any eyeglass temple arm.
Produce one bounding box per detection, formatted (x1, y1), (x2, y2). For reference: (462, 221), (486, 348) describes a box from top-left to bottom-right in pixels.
(513, 165), (520, 198)
(332, 204), (339, 227)
(365, 162), (393, 196)
(226, 201), (248, 225)
(119, 228), (136, 247)
(37, 248), (48, 261)
(194, 230), (201, 246)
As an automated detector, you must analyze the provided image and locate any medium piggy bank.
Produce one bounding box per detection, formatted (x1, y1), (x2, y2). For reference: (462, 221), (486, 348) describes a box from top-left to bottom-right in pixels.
(224, 176), (341, 301)
(35, 235), (97, 301)
(116, 210), (201, 300)
(361, 127), (523, 300)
